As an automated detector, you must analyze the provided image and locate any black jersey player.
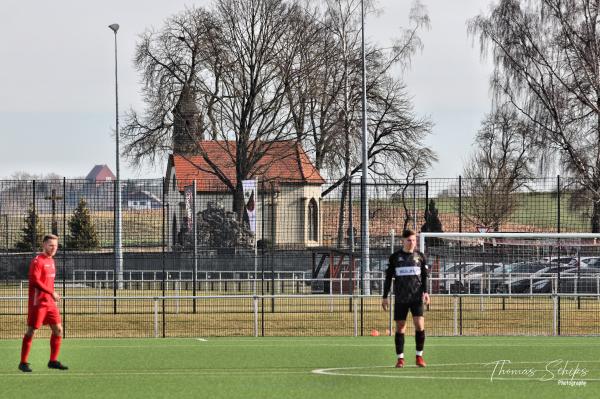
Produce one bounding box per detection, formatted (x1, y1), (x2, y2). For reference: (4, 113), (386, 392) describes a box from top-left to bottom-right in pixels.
(382, 229), (429, 368)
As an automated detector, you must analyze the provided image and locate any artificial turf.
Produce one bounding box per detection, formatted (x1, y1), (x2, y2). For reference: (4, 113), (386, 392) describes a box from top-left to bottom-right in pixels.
(1, 336), (599, 399)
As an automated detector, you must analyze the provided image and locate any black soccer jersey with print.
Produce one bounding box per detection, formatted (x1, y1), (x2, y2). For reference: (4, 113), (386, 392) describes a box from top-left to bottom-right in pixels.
(382, 249), (428, 303)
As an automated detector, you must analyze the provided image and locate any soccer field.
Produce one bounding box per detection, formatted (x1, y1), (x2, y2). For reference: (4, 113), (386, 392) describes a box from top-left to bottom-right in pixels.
(1, 337), (599, 399)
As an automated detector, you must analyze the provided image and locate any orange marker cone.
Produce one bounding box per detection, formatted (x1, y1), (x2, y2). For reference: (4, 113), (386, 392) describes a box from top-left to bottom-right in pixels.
(370, 329), (380, 337)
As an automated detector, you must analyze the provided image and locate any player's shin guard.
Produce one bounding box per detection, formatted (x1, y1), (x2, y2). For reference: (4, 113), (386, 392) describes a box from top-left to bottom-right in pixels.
(50, 334), (62, 362)
(394, 333), (405, 356)
(415, 330), (425, 352)
(21, 335), (33, 363)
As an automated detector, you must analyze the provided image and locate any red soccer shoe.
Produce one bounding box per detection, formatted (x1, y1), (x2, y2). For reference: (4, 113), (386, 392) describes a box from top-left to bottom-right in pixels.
(395, 358), (405, 368)
(416, 355), (426, 368)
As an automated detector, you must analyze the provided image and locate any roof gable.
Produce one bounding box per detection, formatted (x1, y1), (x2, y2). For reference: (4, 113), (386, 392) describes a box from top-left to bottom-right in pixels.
(86, 165), (115, 182)
(170, 140), (325, 192)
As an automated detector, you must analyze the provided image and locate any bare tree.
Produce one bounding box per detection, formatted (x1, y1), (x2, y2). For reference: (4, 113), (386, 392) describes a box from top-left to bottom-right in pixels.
(294, 0), (434, 244)
(123, 0), (435, 230)
(469, 0), (600, 231)
(123, 0), (307, 216)
(122, 7), (214, 161)
(461, 106), (535, 231)
(317, 0), (434, 191)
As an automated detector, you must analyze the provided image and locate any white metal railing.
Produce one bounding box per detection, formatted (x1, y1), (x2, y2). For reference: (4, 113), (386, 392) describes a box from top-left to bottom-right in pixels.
(11, 272), (600, 302)
(2, 293), (597, 338)
(51, 271), (600, 296)
(429, 273), (600, 295)
(71, 269), (313, 283)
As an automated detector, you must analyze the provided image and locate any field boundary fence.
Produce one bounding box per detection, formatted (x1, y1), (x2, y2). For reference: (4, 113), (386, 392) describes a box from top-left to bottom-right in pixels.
(2, 293), (600, 338)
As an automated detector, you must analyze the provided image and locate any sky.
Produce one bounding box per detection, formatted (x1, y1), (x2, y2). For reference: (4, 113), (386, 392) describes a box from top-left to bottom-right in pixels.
(0, 0), (493, 179)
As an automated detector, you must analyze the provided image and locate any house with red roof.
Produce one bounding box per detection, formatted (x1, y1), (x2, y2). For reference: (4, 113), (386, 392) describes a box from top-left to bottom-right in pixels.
(165, 140), (325, 249)
(85, 165), (115, 184)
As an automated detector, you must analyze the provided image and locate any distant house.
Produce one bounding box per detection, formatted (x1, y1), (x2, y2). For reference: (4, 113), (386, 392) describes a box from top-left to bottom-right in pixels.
(165, 140), (325, 249)
(126, 190), (162, 210)
(86, 165), (115, 184)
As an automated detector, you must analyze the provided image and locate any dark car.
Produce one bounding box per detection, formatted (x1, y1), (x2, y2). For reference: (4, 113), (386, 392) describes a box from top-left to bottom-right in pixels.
(491, 262), (553, 293)
(440, 263), (500, 293)
(566, 257), (600, 269)
(532, 267), (600, 294)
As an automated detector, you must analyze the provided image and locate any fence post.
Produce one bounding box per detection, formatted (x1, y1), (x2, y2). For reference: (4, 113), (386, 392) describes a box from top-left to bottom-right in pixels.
(412, 173), (417, 230)
(458, 176), (462, 233)
(62, 177), (67, 338)
(552, 295), (558, 336)
(388, 295), (393, 336)
(557, 175), (561, 336)
(96, 283), (101, 314)
(176, 281), (180, 313)
(453, 296), (459, 336)
(253, 296), (259, 337)
(162, 177), (166, 338)
(480, 276), (484, 311)
(193, 180), (197, 313)
(353, 296), (358, 337)
(458, 176), (464, 333)
(153, 298), (159, 338)
(32, 180), (36, 253)
(425, 180), (429, 222)
(20, 280), (23, 315)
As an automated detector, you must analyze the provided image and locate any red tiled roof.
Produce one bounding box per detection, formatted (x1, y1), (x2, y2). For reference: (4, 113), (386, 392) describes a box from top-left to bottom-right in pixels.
(171, 140), (325, 192)
(86, 165), (115, 182)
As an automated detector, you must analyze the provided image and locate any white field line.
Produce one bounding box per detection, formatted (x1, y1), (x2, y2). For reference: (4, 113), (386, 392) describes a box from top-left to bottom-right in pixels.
(312, 362), (600, 382)
(0, 369), (308, 377)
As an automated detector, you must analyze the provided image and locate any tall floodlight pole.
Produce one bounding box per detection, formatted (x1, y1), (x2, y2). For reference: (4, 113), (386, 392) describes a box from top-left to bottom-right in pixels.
(360, 0), (370, 295)
(109, 23), (123, 290)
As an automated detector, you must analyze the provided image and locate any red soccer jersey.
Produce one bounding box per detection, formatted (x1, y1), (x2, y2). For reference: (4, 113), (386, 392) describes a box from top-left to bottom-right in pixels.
(28, 254), (56, 308)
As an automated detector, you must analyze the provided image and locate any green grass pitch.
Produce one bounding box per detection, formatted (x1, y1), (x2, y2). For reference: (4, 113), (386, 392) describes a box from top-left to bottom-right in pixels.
(1, 336), (599, 398)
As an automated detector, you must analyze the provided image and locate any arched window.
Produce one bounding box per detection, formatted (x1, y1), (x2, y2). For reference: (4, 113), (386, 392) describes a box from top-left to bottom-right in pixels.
(308, 199), (318, 242)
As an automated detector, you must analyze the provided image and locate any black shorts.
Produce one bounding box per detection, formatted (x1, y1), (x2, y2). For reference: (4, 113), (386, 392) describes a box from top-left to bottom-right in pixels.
(394, 300), (424, 321)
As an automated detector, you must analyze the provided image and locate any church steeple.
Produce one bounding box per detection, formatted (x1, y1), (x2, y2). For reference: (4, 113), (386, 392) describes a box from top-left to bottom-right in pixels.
(173, 82), (202, 154)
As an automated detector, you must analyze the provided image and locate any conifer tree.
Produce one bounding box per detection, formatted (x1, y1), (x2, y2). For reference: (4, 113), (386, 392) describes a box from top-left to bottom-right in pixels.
(67, 198), (99, 250)
(421, 199), (443, 247)
(15, 203), (44, 251)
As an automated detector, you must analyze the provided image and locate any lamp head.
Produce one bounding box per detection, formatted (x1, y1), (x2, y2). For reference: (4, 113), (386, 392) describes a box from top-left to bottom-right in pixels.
(108, 24), (120, 33)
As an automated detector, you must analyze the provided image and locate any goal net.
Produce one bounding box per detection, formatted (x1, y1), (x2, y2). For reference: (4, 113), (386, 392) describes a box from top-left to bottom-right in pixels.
(419, 232), (600, 295)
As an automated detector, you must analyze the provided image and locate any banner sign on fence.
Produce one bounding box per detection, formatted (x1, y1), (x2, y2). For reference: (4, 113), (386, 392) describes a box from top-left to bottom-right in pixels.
(242, 180), (257, 234)
(184, 184), (194, 230)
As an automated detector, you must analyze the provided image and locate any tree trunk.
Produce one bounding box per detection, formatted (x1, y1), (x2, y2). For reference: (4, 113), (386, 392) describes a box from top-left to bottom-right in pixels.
(337, 179), (348, 247)
(232, 181), (245, 223)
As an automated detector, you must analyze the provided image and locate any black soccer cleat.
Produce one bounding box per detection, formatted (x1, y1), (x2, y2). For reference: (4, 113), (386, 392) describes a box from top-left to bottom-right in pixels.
(18, 362), (32, 372)
(47, 360), (68, 370)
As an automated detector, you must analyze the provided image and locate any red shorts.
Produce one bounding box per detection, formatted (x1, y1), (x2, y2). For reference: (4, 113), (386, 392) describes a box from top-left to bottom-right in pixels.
(27, 304), (62, 329)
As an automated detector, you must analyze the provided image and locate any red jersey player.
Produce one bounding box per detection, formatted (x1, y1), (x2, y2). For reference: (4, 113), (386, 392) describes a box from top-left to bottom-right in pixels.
(19, 234), (68, 372)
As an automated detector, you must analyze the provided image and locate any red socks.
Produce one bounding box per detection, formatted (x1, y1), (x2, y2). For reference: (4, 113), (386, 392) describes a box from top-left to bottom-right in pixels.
(21, 334), (63, 363)
(21, 335), (33, 364)
(50, 335), (62, 362)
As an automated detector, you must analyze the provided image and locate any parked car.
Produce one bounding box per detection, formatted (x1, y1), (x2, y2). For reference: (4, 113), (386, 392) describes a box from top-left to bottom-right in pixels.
(491, 262), (552, 293)
(566, 256), (600, 269)
(507, 264), (587, 294)
(531, 267), (600, 294)
(460, 263), (505, 293)
(540, 256), (577, 265)
(440, 262), (500, 293)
